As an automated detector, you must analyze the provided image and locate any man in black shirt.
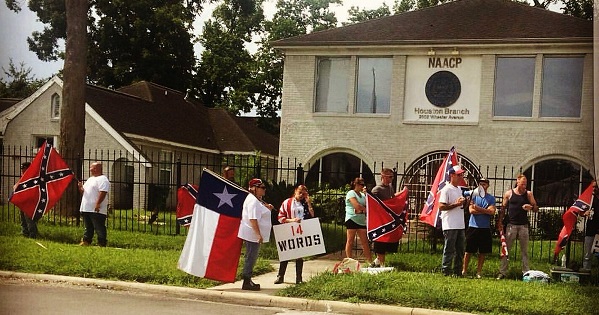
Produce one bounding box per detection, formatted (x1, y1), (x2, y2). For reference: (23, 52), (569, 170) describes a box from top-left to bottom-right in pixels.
(583, 180), (599, 270)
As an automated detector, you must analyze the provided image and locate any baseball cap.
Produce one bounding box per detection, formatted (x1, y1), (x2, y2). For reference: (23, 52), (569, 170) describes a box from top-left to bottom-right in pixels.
(248, 178), (264, 187)
(478, 177), (490, 184)
(448, 165), (465, 175)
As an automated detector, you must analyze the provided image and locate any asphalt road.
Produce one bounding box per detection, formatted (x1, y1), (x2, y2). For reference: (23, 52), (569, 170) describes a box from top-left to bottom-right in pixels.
(0, 278), (337, 315)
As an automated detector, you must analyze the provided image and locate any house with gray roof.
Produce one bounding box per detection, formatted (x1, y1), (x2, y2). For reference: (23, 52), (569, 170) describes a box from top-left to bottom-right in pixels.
(273, 0), (594, 207)
(0, 76), (279, 211)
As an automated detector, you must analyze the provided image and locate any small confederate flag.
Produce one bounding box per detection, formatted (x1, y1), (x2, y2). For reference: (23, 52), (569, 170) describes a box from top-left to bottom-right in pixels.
(9, 141), (74, 220)
(554, 182), (595, 259)
(500, 230), (508, 258)
(367, 187), (409, 242)
(419, 146), (466, 227)
(176, 183), (198, 227)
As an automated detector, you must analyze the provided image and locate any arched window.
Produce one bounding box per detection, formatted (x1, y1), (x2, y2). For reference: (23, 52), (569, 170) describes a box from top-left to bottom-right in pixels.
(51, 93), (60, 119)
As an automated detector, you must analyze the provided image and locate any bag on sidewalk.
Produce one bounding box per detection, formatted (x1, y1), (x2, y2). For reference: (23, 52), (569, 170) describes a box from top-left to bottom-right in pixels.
(332, 258), (360, 274)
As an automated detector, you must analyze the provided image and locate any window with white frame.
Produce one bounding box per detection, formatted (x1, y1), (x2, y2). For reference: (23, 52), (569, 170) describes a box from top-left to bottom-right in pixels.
(493, 57), (535, 117)
(158, 150), (172, 186)
(315, 58), (350, 113)
(356, 57), (392, 114)
(35, 136), (56, 149)
(540, 56), (584, 118)
(51, 93), (60, 119)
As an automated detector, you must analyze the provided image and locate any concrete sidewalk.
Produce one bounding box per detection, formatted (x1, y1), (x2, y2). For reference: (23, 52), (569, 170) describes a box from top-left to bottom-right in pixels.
(0, 255), (473, 315)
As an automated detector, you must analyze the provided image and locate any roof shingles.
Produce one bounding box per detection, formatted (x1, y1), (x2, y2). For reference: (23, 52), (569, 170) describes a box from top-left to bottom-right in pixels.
(274, 0), (592, 47)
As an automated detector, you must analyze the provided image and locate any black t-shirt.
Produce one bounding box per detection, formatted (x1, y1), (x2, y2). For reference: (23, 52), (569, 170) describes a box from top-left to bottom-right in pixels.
(586, 196), (599, 236)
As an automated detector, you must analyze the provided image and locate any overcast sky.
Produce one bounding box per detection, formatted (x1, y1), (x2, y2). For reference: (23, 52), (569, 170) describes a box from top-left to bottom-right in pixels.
(0, 0), (394, 81)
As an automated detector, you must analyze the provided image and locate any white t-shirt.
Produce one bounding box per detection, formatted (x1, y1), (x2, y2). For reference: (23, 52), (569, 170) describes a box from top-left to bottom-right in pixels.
(238, 193), (272, 242)
(439, 182), (465, 230)
(79, 175), (110, 215)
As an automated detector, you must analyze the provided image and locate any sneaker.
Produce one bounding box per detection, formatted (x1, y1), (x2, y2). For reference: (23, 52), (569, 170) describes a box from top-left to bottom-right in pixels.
(476, 274), (482, 279)
(274, 275), (284, 284)
(496, 274), (505, 280)
(79, 240), (90, 246)
(369, 258), (381, 268)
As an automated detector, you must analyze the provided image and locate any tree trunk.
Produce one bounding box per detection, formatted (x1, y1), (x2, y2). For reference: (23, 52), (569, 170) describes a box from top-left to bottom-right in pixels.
(60, 0), (88, 217)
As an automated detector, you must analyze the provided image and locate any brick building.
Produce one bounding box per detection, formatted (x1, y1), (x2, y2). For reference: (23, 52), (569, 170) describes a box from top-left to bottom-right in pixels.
(273, 0), (595, 203)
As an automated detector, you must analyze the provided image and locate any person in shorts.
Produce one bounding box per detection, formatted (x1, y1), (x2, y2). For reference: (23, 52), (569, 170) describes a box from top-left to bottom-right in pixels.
(462, 178), (496, 278)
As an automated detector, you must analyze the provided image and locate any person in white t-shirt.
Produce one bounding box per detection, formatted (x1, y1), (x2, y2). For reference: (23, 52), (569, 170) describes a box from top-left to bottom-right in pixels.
(438, 165), (466, 276)
(77, 162), (110, 247)
(238, 178), (275, 291)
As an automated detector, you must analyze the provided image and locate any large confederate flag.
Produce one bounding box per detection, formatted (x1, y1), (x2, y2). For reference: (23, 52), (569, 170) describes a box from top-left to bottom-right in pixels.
(9, 142), (74, 220)
(419, 146), (466, 227)
(367, 187), (409, 242)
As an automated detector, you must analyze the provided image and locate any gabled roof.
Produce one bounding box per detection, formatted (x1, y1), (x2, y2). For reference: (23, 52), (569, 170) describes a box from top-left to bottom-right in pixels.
(0, 98), (21, 113)
(1, 78), (279, 157)
(87, 81), (279, 156)
(274, 0), (592, 47)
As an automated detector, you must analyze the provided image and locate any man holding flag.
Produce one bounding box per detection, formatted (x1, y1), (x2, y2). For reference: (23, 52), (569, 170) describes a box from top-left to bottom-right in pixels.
(582, 180), (599, 270)
(369, 168), (406, 267)
(553, 180), (597, 267)
(9, 141), (74, 234)
(438, 165), (466, 277)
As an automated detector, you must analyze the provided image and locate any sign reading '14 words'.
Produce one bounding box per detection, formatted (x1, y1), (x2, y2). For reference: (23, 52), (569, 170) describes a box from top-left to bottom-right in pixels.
(273, 218), (326, 262)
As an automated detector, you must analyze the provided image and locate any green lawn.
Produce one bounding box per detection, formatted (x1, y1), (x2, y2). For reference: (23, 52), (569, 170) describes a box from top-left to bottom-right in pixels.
(1, 221), (597, 315)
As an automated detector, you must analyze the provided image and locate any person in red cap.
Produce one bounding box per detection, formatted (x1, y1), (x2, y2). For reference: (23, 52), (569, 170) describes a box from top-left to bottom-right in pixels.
(438, 165), (466, 276)
(238, 178), (275, 290)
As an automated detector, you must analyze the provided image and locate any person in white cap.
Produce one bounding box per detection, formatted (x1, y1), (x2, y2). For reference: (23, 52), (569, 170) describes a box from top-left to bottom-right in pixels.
(438, 165), (466, 276)
(238, 178), (274, 290)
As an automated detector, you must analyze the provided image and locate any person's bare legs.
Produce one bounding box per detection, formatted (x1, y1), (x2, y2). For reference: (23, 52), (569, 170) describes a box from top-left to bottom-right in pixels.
(356, 229), (372, 262)
(462, 252), (471, 276)
(345, 229), (357, 258)
(476, 254), (486, 277)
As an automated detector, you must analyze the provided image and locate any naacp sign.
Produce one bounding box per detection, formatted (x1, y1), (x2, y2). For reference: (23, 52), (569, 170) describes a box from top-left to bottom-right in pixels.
(273, 218), (326, 261)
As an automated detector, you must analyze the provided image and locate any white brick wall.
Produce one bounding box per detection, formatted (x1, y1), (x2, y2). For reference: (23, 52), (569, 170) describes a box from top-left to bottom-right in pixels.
(279, 47), (595, 175)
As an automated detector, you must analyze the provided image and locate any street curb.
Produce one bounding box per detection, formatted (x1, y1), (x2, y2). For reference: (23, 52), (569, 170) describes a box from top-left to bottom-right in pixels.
(0, 271), (472, 315)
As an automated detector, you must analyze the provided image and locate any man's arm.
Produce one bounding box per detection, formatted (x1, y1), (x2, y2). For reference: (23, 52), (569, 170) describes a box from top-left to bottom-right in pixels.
(95, 191), (107, 212)
(527, 191), (538, 212)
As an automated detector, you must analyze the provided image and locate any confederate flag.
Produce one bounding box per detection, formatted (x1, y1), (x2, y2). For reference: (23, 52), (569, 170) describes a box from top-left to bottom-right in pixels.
(419, 146), (466, 227)
(9, 141), (74, 220)
(367, 187), (409, 242)
(553, 182), (595, 260)
(176, 183), (198, 227)
(178, 169), (247, 283)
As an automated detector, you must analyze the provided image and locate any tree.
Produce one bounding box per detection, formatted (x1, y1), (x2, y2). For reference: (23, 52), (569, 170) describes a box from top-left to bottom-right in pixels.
(253, 0), (340, 132)
(59, 0), (88, 216)
(192, 0), (264, 114)
(0, 59), (45, 99)
(6, 0), (204, 91)
(561, 0), (593, 20)
(343, 4), (391, 25)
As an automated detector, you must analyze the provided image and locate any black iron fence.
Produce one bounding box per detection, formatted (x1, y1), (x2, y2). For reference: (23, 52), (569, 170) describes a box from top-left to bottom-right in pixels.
(0, 146), (593, 265)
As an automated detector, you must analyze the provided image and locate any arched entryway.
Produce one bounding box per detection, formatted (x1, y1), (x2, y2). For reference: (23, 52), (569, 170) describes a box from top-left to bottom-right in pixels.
(304, 152), (374, 189)
(401, 149), (481, 218)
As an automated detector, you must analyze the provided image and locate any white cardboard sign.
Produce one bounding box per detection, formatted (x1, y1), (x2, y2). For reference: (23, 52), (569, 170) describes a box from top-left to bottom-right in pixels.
(273, 218), (326, 261)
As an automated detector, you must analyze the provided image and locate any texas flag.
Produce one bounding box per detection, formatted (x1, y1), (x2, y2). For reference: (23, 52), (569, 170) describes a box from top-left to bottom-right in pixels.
(419, 146), (466, 227)
(9, 141), (74, 220)
(553, 182), (595, 259)
(176, 183), (198, 227)
(178, 169), (247, 283)
(367, 187), (409, 242)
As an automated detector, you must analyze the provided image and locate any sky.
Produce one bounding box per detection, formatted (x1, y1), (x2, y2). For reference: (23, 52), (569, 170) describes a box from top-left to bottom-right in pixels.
(0, 0), (394, 81)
